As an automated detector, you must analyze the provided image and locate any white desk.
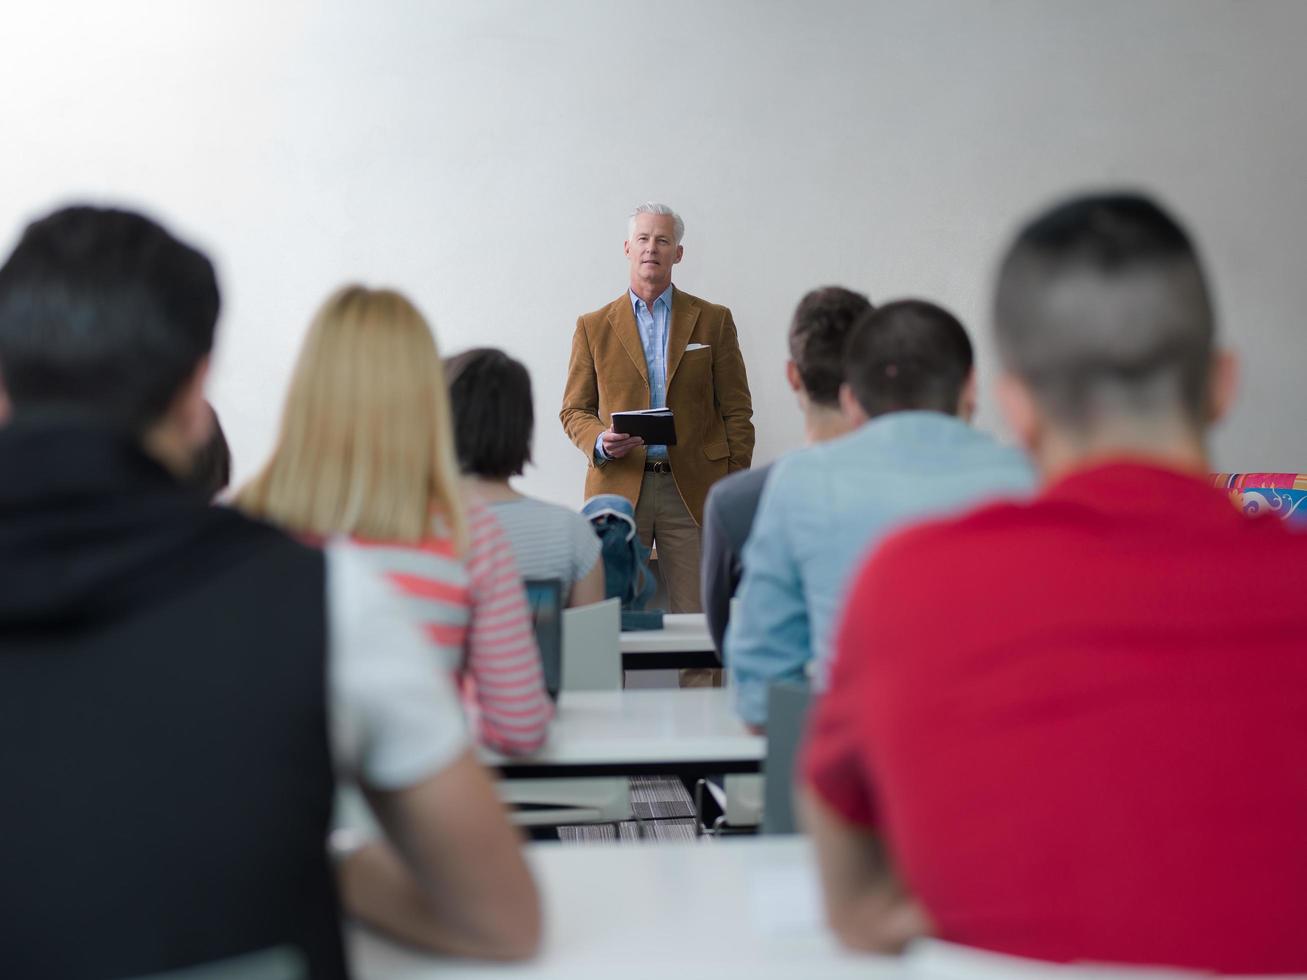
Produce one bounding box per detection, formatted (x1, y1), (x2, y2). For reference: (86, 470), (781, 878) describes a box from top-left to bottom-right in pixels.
(349, 836), (907, 980)
(482, 688), (763, 779)
(620, 612), (719, 670)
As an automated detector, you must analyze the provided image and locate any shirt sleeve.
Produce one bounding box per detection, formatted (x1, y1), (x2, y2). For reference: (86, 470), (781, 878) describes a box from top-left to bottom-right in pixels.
(726, 469), (811, 726)
(463, 505), (553, 754)
(569, 510), (602, 582)
(325, 543), (468, 791)
(801, 551), (884, 829)
(593, 432), (611, 463)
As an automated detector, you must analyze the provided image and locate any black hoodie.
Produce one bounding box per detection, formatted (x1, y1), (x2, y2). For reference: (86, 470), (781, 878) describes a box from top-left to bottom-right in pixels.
(0, 419), (347, 980)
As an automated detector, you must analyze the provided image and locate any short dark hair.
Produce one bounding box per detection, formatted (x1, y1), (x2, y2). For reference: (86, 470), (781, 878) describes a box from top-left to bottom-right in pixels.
(844, 299), (974, 418)
(788, 286), (874, 406)
(994, 192), (1215, 429)
(188, 402), (231, 500)
(0, 205), (219, 433)
(446, 347), (534, 479)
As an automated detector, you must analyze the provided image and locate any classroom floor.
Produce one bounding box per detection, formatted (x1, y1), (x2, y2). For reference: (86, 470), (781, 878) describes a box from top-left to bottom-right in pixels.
(553, 776), (733, 843)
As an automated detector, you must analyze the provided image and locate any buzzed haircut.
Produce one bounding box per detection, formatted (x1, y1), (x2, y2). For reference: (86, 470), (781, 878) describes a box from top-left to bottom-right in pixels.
(788, 286), (874, 406)
(994, 192), (1215, 428)
(844, 299), (974, 419)
(0, 206), (219, 433)
(446, 347), (534, 479)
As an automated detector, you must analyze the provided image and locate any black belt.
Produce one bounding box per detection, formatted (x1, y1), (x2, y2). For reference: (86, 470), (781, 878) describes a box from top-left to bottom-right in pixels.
(644, 459), (672, 474)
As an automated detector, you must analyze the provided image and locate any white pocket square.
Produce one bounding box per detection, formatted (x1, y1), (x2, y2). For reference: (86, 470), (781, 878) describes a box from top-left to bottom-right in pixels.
(685, 343), (710, 351)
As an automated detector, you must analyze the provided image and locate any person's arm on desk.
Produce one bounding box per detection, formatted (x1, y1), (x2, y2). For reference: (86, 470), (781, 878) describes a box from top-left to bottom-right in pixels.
(799, 570), (928, 954)
(800, 791), (929, 954)
(326, 546), (541, 959)
(343, 753), (541, 960)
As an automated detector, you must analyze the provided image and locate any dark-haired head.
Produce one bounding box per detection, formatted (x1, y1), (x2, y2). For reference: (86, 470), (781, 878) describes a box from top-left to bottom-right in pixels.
(0, 205), (219, 436)
(994, 192), (1222, 439)
(446, 347), (534, 479)
(787, 286), (874, 406)
(842, 300), (974, 422)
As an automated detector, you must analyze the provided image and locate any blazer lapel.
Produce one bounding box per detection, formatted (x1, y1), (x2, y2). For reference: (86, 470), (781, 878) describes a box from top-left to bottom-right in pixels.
(665, 287), (700, 385)
(606, 293), (648, 384)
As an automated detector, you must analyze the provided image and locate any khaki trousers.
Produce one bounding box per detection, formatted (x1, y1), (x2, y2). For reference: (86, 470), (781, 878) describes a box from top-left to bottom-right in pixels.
(634, 470), (720, 688)
(634, 469), (701, 613)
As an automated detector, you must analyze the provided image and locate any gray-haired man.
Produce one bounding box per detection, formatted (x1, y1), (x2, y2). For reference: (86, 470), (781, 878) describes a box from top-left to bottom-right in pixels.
(561, 203), (755, 615)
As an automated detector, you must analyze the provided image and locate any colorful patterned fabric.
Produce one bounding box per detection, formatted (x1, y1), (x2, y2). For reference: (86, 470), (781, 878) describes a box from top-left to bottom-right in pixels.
(1211, 473), (1307, 525)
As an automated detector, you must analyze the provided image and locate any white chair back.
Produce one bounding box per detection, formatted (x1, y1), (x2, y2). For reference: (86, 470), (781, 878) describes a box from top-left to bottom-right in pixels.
(561, 597), (621, 691)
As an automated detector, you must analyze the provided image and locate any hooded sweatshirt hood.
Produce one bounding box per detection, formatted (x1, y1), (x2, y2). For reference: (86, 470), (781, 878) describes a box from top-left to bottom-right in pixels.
(0, 419), (278, 630)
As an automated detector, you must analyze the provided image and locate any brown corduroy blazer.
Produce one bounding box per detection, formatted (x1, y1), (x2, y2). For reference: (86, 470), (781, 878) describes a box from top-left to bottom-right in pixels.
(560, 287), (755, 526)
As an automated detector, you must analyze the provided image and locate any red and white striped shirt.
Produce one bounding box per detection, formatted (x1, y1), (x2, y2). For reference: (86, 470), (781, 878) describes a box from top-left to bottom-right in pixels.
(350, 502), (552, 755)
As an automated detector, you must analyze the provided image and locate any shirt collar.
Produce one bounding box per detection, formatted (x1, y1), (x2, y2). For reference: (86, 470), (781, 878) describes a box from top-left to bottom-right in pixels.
(1041, 458), (1233, 520)
(629, 285), (674, 315)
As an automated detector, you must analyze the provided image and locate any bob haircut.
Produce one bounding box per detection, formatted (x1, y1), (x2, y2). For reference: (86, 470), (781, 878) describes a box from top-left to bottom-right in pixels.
(236, 285), (467, 551)
(445, 347), (534, 480)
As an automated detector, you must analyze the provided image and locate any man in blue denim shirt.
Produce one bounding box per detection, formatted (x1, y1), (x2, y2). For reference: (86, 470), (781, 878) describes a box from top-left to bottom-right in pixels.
(727, 300), (1034, 729)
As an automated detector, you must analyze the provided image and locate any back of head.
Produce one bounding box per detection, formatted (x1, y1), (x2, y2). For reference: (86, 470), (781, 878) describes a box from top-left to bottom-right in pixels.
(788, 286), (874, 406)
(0, 205), (218, 433)
(845, 299), (974, 418)
(446, 347), (534, 479)
(236, 285), (466, 547)
(994, 192), (1215, 433)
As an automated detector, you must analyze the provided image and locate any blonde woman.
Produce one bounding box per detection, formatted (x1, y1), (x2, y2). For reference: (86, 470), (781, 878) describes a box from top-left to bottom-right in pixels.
(238, 285), (551, 755)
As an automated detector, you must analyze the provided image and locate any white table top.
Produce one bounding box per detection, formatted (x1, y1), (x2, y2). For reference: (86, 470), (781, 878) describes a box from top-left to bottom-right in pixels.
(349, 836), (907, 979)
(481, 688), (763, 775)
(620, 612), (715, 653)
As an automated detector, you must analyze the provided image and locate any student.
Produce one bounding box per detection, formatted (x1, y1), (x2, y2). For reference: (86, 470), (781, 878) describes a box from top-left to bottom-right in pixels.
(803, 193), (1307, 973)
(446, 346), (604, 607)
(0, 206), (539, 978)
(237, 287), (552, 755)
(700, 287), (873, 657)
(729, 299), (1033, 729)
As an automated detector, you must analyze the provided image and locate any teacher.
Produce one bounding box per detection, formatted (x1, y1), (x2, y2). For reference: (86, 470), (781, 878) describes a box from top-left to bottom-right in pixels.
(561, 202), (754, 613)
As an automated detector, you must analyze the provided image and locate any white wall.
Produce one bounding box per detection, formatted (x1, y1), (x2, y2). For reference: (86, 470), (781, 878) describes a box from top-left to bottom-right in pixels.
(2, 0), (1306, 504)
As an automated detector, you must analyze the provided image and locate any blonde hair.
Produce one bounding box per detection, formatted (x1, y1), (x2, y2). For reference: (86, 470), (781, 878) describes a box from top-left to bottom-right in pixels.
(237, 285), (468, 552)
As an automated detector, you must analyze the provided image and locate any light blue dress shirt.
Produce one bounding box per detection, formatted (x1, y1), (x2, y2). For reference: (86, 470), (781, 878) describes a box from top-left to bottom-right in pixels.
(725, 411), (1036, 726)
(595, 286), (674, 463)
